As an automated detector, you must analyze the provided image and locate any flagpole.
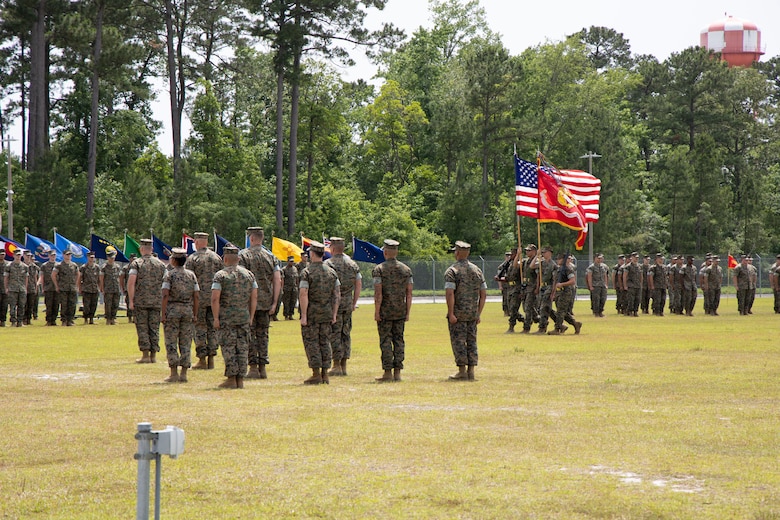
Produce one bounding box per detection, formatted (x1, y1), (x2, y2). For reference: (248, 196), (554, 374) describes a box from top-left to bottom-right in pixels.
(537, 220), (542, 294)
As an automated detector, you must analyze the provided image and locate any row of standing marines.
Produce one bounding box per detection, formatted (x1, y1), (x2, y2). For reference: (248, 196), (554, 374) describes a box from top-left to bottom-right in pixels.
(1, 228), (489, 388)
(497, 248), (780, 330)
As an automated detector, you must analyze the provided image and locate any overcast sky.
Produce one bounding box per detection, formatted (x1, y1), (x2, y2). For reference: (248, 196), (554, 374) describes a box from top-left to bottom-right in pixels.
(5, 0), (779, 157)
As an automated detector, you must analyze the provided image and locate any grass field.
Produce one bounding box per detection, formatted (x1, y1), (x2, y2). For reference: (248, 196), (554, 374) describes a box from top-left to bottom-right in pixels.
(2, 296), (779, 519)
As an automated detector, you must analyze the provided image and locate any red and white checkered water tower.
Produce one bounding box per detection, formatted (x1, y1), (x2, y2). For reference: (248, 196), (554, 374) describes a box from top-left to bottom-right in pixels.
(700, 15), (764, 67)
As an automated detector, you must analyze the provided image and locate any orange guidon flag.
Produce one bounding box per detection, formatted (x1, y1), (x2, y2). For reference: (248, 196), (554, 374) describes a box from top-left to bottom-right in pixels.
(727, 254), (739, 269)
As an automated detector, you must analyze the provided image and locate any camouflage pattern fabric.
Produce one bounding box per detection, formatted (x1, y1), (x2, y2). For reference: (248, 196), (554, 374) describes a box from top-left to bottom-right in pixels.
(59, 291), (78, 323)
(164, 302), (194, 368)
(219, 325), (251, 377)
(443, 259), (486, 322)
(82, 292), (99, 319)
(54, 262), (79, 291)
(301, 322), (333, 369)
(213, 265), (256, 327)
(377, 318), (405, 370)
(101, 262), (122, 294)
(104, 292), (120, 321)
(80, 263), (100, 293)
(6, 261), (28, 293)
(300, 263), (340, 324)
(281, 263), (299, 318)
(134, 308), (161, 352)
(538, 259), (558, 329)
(238, 246), (278, 311)
(448, 320), (477, 367)
(372, 258), (413, 321)
(129, 255), (166, 309)
(326, 253), (361, 361)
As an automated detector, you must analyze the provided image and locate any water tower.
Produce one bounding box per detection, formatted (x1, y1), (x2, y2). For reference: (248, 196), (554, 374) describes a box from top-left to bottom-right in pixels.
(700, 15), (764, 67)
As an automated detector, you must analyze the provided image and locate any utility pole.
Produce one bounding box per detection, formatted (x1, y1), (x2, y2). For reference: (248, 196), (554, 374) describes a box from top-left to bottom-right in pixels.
(3, 137), (17, 240)
(580, 151), (601, 266)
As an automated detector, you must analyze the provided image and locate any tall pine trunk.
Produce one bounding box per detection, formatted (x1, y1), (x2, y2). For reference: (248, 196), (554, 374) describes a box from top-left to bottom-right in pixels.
(86, 0), (105, 223)
(27, 0), (49, 172)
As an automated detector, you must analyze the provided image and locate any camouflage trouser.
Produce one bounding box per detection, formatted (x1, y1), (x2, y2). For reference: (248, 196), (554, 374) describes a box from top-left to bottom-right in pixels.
(59, 291), (78, 323)
(736, 288), (749, 314)
(331, 309), (353, 362)
(164, 303), (194, 368)
(104, 292), (120, 321)
(669, 288), (682, 314)
(774, 289), (780, 313)
(282, 289), (297, 318)
(554, 288), (576, 330)
(538, 287), (557, 330)
(746, 289), (756, 312)
(82, 292), (99, 319)
(682, 288), (697, 314)
(44, 290), (59, 324)
(615, 288), (625, 313)
(377, 318), (405, 370)
(302, 321), (333, 369)
(590, 286), (607, 315)
(522, 288), (537, 326)
(124, 292), (134, 320)
(194, 305), (218, 358)
(249, 310), (271, 366)
(219, 324), (250, 377)
(706, 288), (721, 314)
(507, 286), (522, 327)
(448, 319), (478, 367)
(134, 307), (161, 352)
(626, 287), (640, 314)
(640, 287), (650, 313)
(0, 291), (7, 323)
(7, 291), (26, 324)
(25, 291), (38, 321)
(651, 289), (667, 315)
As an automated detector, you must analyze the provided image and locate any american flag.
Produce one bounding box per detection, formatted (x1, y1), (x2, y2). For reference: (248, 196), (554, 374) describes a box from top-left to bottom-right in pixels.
(515, 155), (601, 222)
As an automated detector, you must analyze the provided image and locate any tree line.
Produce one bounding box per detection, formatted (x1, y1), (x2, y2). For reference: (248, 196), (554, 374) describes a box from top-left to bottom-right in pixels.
(1, 0), (779, 258)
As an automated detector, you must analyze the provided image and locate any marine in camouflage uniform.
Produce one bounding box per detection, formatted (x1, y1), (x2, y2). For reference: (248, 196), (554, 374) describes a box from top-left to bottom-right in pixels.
(184, 232), (223, 369)
(698, 255), (713, 315)
(622, 253), (641, 317)
(5, 250), (28, 326)
(325, 238), (362, 376)
(613, 255), (625, 314)
(239, 227), (281, 379)
(520, 245), (539, 328)
(40, 250), (59, 325)
(372, 239), (413, 382)
(495, 251), (513, 317)
(212, 246), (258, 389)
(0, 259), (7, 326)
(647, 253), (668, 316)
(128, 240), (167, 363)
(549, 254), (582, 335)
(732, 256), (751, 315)
(681, 256), (698, 316)
(299, 241), (340, 385)
(24, 251), (40, 324)
(746, 258), (757, 314)
(586, 253), (609, 317)
(668, 256), (684, 315)
(53, 250), (80, 326)
(281, 257), (299, 319)
(79, 253), (101, 324)
(100, 251), (122, 324)
(771, 255), (780, 314)
(445, 241), (487, 381)
(161, 248), (200, 383)
(120, 254), (136, 322)
(504, 249), (523, 333)
(535, 246), (558, 333)
(640, 256), (651, 314)
(702, 256), (722, 315)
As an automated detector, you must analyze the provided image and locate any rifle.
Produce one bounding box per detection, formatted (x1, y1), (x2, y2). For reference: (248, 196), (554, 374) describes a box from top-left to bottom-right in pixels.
(558, 252), (571, 285)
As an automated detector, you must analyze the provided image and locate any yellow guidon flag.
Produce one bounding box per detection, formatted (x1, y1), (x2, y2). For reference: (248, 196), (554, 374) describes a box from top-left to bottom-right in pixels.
(271, 237), (303, 263)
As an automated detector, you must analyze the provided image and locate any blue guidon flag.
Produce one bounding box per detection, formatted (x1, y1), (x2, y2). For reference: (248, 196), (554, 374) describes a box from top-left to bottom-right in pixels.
(352, 237), (384, 264)
(26, 232), (62, 263)
(91, 233), (129, 262)
(55, 232), (90, 264)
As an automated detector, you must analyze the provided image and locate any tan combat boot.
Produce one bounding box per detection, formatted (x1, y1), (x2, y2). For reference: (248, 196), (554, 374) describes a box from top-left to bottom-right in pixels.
(504, 325), (515, 334)
(393, 368), (402, 382)
(192, 357), (208, 370)
(467, 365), (475, 381)
(321, 368), (329, 385)
(164, 367), (179, 383)
(236, 376), (244, 389)
(327, 362), (343, 377)
(340, 358), (347, 376)
(149, 351), (157, 363)
(218, 376), (238, 389)
(375, 370), (393, 382)
(207, 355), (215, 369)
(246, 364), (262, 379)
(449, 366), (468, 381)
(135, 351), (151, 364)
(574, 321), (582, 335)
(259, 365), (267, 379)
(178, 367), (188, 383)
(304, 368), (322, 385)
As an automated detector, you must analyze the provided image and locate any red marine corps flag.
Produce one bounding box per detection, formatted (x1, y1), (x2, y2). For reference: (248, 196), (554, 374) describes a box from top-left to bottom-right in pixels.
(537, 166), (589, 250)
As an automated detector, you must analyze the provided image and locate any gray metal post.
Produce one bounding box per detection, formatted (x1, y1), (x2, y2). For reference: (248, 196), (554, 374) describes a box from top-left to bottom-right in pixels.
(135, 422), (153, 520)
(580, 151), (601, 267)
(430, 256), (436, 303)
(154, 453), (162, 520)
